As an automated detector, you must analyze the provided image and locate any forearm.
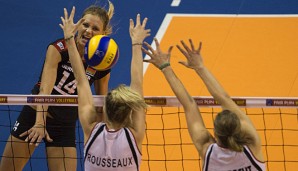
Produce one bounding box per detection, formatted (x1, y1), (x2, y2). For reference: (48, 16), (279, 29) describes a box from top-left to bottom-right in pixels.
(194, 66), (230, 105)
(66, 38), (87, 86)
(130, 44), (143, 95)
(66, 37), (94, 106)
(35, 92), (51, 125)
(35, 69), (57, 125)
(162, 66), (194, 109)
(35, 107), (48, 125)
(162, 66), (209, 148)
(94, 75), (110, 95)
(65, 37), (97, 125)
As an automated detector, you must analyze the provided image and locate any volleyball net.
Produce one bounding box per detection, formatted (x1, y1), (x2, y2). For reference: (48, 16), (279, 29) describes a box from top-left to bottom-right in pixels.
(0, 95), (297, 171)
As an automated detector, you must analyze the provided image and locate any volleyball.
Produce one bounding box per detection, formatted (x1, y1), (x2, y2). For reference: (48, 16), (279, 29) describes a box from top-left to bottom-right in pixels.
(84, 35), (119, 71)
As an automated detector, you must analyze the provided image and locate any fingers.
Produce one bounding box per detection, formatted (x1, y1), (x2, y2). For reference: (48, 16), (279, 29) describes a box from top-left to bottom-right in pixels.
(142, 17), (148, 28)
(136, 14), (141, 26)
(141, 46), (152, 58)
(75, 18), (85, 31)
(28, 133), (39, 146)
(64, 8), (69, 20)
(180, 40), (192, 53)
(19, 128), (52, 146)
(45, 133), (53, 142)
(176, 44), (188, 58)
(178, 61), (188, 67)
(168, 46), (173, 55)
(62, 6), (76, 23)
(198, 41), (202, 52)
(189, 39), (195, 51)
(35, 135), (44, 146)
(59, 16), (65, 29)
(129, 18), (134, 30)
(188, 39), (202, 53)
(19, 130), (30, 137)
(69, 6), (75, 21)
(153, 38), (161, 51)
(76, 18), (85, 26)
(60, 16), (65, 24)
(146, 29), (151, 37)
(143, 59), (151, 63)
(143, 41), (155, 56)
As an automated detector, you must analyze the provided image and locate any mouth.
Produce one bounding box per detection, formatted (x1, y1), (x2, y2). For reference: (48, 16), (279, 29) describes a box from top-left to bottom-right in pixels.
(80, 35), (91, 44)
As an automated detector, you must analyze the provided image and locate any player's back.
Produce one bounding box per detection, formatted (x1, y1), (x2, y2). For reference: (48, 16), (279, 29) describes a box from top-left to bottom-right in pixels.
(84, 122), (141, 171)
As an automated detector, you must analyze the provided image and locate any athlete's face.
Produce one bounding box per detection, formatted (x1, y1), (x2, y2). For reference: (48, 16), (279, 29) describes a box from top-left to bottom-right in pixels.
(76, 14), (104, 48)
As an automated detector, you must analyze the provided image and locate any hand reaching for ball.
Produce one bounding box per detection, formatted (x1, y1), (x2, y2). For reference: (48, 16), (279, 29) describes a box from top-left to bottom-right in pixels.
(59, 6), (85, 40)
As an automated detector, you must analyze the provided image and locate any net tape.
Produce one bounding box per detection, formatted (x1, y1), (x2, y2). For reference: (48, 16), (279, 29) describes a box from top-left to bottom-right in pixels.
(0, 94), (297, 107)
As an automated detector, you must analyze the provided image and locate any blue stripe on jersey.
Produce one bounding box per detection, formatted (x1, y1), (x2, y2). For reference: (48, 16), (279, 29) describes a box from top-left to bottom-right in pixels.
(204, 144), (214, 171)
(243, 147), (262, 171)
(124, 128), (139, 171)
(84, 124), (105, 162)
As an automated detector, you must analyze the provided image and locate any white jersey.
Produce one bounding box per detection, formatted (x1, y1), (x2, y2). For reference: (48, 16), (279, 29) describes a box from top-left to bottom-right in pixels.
(84, 122), (141, 171)
(203, 143), (265, 171)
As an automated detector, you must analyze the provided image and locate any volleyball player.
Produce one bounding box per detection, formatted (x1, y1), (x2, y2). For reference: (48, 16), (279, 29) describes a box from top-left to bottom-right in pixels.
(60, 7), (149, 171)
(142, 38), (266, 171)
(0, 2), (115, 171)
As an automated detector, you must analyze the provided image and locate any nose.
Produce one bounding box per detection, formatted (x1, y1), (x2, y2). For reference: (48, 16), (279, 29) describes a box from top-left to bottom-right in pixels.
(85, 28), (93, 36)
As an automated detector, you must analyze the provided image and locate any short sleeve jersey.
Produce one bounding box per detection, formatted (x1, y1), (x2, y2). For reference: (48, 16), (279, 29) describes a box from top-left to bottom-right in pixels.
(31, 38), (111, 122)
(203, 143), (266, 171)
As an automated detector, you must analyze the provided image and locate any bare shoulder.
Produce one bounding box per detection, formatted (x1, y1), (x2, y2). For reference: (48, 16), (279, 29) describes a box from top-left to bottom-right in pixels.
(45, 45), (61, 63)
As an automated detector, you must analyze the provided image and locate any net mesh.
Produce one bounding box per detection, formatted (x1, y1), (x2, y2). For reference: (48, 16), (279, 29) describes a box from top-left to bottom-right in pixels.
(0, 95), (297, 171)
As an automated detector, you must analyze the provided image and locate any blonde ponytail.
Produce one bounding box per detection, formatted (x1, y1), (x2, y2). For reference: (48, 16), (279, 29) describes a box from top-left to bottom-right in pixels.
(227, 135), (243, 152)
(107, 0), (114, 20)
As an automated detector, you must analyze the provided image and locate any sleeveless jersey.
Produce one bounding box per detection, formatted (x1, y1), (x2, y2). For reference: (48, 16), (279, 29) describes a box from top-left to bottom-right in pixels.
(31, 38), (111, 122)
(84, 122), (141, 171)
(203, 143), (265, 171)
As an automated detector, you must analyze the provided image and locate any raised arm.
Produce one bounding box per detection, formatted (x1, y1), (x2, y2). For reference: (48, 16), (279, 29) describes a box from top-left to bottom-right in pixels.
(177, 39), (262, 155)
(142, 38), (214, 157)
(128, 14), (150, 147)
(60, 7), (97, 143)
(94, 73), (110, 120)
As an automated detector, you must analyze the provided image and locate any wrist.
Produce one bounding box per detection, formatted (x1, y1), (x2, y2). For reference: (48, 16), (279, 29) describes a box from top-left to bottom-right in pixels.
(159, 62), (170, 71)
(193, 66), (205, 72)
(132, 42), (143, 46)
(34, 123), (45, 127)
(65, 35), (74, 42)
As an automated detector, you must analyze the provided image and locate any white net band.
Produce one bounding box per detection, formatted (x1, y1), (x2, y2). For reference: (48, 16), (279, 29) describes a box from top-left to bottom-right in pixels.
(0, 94), (297, 107)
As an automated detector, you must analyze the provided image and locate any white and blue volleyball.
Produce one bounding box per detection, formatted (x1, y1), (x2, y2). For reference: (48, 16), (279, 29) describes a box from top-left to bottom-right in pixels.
(84, 35), (119, 71)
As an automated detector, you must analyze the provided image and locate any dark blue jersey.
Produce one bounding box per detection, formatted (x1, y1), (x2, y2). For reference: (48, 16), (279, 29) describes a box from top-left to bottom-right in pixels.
(31, 38), (111, 122)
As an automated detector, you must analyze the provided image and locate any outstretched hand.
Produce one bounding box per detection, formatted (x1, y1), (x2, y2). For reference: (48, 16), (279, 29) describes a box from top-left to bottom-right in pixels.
(176, 39), (204, 70)
(20, 124), (53, 146)
(129, 14), (151, 44)
(142, 38), (173, 69)
(59, 6), (85, 39)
